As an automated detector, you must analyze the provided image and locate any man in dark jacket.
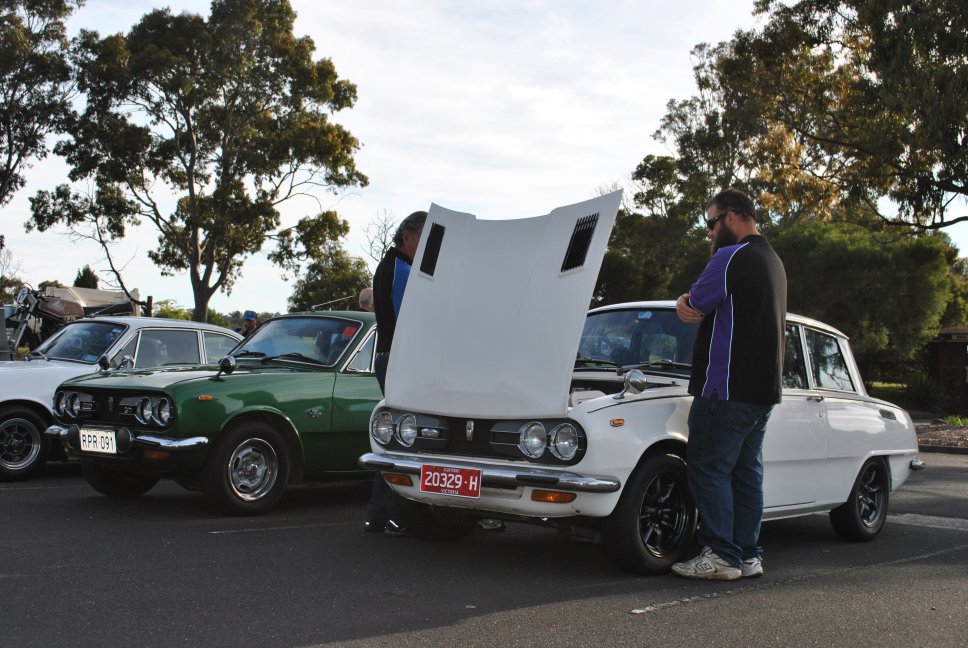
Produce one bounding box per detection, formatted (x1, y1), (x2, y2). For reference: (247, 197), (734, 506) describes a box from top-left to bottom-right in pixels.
(364, 210), (426, 536)
(672, 188), (787, 581)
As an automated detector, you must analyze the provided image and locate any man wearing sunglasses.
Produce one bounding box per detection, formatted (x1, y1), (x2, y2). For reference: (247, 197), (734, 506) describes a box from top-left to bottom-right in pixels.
(672, 188), (787, 581)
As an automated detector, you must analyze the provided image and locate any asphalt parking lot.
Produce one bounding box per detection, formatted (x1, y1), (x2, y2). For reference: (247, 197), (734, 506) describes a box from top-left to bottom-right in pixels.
(2, 453), (966, 648)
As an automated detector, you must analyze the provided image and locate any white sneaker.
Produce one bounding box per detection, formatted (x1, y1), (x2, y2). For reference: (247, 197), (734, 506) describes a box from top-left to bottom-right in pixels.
(741, 556), (763, 578)
(671, 547), (741, 581)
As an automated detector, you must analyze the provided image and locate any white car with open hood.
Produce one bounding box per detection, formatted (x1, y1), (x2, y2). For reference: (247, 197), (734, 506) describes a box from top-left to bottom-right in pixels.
(359, 192), (923, 575)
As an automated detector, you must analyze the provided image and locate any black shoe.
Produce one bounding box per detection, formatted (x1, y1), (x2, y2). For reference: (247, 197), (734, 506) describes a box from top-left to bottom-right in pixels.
(363, 520), (385, 533)
(384, 519), (407, 537)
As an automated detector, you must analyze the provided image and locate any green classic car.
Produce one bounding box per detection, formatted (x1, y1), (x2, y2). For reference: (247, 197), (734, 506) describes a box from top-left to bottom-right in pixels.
(46, 311), (381, 514)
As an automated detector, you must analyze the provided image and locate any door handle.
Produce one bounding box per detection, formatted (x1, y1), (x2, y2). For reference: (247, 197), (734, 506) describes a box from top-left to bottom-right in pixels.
(807, 395), (825, 402)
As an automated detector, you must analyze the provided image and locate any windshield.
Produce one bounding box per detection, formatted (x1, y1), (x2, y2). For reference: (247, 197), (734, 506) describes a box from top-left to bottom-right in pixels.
(35, 321), (128, 363)
(233, 316), (364, 367)
(578, 307), (698, 372)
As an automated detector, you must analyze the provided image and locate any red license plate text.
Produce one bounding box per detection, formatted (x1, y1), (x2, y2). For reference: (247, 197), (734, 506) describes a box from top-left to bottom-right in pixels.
(420, 464), (482, 498)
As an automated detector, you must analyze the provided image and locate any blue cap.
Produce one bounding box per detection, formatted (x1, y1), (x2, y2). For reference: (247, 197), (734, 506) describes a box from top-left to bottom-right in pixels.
(243, 310), (257, 321)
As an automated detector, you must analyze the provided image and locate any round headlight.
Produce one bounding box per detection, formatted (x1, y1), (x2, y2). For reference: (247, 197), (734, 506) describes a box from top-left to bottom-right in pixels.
(371, 411), (394, 445)
(137, 397), (153, 425)
(396, 414), (418, 447)
(54, 391), (66, 416)
(154, 398), (172, 425)
(66, 392), (81, 418)
(518, 422), (547, 458)
(550, 424), (580, 461)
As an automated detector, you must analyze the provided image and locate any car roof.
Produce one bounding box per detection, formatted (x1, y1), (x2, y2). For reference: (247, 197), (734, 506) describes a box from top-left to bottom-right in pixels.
(274, 310), (376, 323)
(588, 300), (848, 339)
(75, 316), (242, 336)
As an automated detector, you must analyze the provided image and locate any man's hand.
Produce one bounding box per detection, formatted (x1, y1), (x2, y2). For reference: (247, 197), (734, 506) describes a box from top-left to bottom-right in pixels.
(676, 293), (704, 323)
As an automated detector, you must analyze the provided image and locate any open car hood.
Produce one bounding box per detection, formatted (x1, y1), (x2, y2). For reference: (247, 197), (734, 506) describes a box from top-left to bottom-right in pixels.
(385, 191), (622, 418)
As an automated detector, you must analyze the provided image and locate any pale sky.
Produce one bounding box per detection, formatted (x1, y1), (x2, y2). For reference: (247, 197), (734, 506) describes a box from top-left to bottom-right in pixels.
(5, 0), (964, 315)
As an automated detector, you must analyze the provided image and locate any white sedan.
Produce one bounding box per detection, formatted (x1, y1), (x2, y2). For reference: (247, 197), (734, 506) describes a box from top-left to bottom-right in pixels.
(0, 317), (241, 479)
(359, 193), (922, 574)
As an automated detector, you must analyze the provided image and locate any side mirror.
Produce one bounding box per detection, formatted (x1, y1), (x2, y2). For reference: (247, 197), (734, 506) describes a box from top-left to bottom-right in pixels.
(97, 356), (109, 372)
(211, 355), (237, 381)
(614, 369), (648, 400)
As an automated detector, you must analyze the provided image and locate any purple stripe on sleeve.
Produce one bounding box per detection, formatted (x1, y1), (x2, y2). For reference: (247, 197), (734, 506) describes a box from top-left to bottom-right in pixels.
(688, 243), (747, 315)
(702, 295), (734, 399)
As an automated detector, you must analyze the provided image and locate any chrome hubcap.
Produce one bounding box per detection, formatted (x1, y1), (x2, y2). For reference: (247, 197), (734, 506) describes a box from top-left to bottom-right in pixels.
(227, 438), (278, 501)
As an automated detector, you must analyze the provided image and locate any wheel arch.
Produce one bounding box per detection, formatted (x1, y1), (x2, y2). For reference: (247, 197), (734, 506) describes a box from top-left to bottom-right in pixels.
(0, 399), (54, 425)
(219, 410), (305, 483)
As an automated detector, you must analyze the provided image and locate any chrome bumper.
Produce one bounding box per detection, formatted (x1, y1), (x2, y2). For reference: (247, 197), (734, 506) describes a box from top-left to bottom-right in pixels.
(46, 424), (209, 452)
(359, 452), (621, 493)
(911, 458), (927, 471)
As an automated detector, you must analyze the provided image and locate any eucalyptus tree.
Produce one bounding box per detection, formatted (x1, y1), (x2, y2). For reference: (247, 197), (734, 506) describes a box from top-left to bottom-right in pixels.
(28, 0), (367, 320)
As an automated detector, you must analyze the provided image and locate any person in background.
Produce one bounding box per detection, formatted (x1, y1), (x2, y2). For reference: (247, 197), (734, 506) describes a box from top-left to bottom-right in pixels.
(365, 211), (427, 536)
(237, 310), (258, 337)
(358, 287), (374, 313)
(671, 188), (786, 581)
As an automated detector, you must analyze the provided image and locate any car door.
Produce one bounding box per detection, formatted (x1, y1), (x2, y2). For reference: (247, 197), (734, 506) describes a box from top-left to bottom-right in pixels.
(321, 328), (382, 472)
(762, 323), (831, 511)
(803, 326), (881, 503)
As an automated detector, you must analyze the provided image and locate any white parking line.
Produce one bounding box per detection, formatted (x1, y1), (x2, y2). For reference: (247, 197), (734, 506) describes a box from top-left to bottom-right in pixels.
(888, 513), (968, 531)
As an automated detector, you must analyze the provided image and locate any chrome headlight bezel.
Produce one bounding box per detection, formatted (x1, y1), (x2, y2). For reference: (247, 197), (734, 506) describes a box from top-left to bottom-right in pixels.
(396, 414), (418, 447)
(153, 397), (172, 426)
(371, 411), (394, 445)
(136, 397), (153, 425)
(65, 392), (81, 418)
(53, 391), (66, 417)
(518, 421), (547, 458)
(549, 423), (580, 460)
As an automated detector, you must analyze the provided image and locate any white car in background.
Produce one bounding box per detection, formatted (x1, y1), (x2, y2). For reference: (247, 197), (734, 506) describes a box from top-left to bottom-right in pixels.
(359, 193), (923, 574)
(0, 317), (241, 480)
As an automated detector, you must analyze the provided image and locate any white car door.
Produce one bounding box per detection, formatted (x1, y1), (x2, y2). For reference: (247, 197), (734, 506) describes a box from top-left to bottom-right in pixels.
(763, 323), (831, 512)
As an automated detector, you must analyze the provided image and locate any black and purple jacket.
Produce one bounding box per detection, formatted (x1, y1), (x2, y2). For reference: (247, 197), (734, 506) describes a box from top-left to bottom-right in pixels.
(686, 235), (787, 405)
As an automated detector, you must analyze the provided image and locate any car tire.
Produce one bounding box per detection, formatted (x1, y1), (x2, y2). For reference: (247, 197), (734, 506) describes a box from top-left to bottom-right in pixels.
(81, 459), (159, 496)
(395, 495), (477, 541)
(0, 406), (50, 480)
(829, 457), (890, 542)
(602, 453), (697, 575)
(202, 422), (290, 515)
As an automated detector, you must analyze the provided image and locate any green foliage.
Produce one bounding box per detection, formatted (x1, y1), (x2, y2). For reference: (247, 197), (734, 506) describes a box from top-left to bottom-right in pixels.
(943, 415), (968, 427)
(152, 299), (192, 321)
(37, 279), (64, 291)
(904, 371), (947, 413)
(0, 0), (82, 207)
(27, 0), (367, 321)
(73, 264), (99, 288)
(287, 242), (371, 312)
(772, 221), (951, 367)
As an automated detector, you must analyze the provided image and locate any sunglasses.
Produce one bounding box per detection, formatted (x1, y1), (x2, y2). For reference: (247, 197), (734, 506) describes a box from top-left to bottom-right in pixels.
(705, 211), (727, 230)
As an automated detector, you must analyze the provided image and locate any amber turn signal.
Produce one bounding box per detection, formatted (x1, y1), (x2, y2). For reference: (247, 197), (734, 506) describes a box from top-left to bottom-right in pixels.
(531, 489), (577, 503)
(143, 449), (170, 461)
(198, 395), (214, 401)
(382, 472), (413, 487)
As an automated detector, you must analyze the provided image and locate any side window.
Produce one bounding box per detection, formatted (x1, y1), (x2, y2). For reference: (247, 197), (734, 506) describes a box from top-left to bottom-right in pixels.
(805, 328), (855, 392)
(138, 329), (201, 367)
(204, 332), (238, 364)
(782, 325), (808, 389)
(346, 332), (375, 373)
(110, 336), (138, 368)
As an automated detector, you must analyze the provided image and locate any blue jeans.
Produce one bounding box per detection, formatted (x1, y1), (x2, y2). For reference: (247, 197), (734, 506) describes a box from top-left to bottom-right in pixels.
(687, 397), (773, 567)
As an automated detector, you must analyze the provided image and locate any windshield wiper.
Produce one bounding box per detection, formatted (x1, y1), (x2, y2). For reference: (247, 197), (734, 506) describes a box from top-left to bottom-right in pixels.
(233, 350), (266, 358)
(619, 359), (692, 375)
(27, 350), (49, 361)
(260, 352), (325, 365)
(574, 356), (618, 368)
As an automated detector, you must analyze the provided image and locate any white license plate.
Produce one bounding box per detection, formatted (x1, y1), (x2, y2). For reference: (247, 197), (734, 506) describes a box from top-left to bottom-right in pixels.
(79, 427), (117, 455)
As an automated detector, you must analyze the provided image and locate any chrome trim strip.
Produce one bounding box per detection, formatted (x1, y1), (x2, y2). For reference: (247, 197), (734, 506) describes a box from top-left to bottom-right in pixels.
(133, 434), (208, 451)
(359, 452), (620, 493)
